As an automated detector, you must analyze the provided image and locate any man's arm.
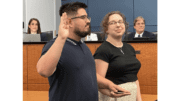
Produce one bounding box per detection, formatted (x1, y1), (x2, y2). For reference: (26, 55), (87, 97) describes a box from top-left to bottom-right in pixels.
(36, 13), (69, 77)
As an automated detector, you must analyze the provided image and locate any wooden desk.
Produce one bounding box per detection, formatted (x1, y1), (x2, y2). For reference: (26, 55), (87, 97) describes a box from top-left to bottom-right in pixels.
(23, 41), (157, 94)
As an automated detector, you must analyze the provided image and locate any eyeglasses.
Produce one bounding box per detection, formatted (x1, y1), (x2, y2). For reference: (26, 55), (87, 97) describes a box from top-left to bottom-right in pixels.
(136, 23), (145, 25)
(108, 20), (124, 25)
(71, 15), (91, 21)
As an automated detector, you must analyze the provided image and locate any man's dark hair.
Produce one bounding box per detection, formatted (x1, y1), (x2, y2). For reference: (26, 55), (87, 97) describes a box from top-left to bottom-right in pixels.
(59, 2), (87, 17)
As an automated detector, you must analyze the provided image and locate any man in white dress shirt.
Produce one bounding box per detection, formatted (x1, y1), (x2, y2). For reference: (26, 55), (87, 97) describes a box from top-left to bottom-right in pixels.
(82, 32), (98, 41)
(123, 16), (156, 40)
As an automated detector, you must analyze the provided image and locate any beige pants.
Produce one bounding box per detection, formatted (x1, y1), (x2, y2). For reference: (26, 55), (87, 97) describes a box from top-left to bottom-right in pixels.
(98, 82), (137, 101)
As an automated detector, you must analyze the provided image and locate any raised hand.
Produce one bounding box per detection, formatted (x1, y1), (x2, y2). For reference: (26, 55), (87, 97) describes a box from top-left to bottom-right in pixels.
(58, 12), (70, 39)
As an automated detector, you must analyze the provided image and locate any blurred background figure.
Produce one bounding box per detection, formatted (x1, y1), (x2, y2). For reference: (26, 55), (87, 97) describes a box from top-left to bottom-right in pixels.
(123, 16), (156, 41)
(26, 18), (50, 41)
(27, 18), (41, 34)
(81, 32), (98, 41)
(85, 33), (98, 41)
(81, 32), (106, 41)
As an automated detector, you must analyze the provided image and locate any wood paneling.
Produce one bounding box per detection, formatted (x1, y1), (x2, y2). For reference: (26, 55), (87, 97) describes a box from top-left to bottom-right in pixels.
(86, 43), (97, 55)
(23, 84), (27, 91)
(23, 42), (157, 94)
(94, 43), (101, 50)
(27, 44), (49, 84)
(130, 43), (157, 94)
(86, 43), (101, 55)
(28, 84), (50, 91)
(140, 85), (157, 94)
(23, 45), (28, 84)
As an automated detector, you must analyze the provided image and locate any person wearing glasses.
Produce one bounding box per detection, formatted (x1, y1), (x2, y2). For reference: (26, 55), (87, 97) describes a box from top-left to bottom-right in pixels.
(36, 2), (130, 101)
(71, 16), (98, 41)
(71, 15), (97, 41)
(123, 16), (156, 41)
(94, 11), (142, 101)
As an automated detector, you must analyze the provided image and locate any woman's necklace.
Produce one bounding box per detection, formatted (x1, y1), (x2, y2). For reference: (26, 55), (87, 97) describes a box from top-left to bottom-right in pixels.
(117, 42), (124, 54)
(119, 47), (124, 54)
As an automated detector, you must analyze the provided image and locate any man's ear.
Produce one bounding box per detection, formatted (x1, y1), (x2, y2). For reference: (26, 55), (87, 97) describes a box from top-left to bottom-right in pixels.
(69, 19), (73, 27)
(133, 25), (136, 29)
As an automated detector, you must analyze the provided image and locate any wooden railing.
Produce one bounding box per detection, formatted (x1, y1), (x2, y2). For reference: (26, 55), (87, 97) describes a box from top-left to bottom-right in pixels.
(23, 42), (157, 94)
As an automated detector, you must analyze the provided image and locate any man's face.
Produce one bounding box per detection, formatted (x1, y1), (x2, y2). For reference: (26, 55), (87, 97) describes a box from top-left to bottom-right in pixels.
(134, 19), (145, 34)
(72, 8), (91, 37)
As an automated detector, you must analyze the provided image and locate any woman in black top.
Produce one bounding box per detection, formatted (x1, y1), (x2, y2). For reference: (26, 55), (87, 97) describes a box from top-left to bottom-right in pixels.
(94, 11), (142, 101)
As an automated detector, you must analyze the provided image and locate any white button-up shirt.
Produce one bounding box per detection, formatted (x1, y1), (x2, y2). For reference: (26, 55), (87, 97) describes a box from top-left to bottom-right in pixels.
(134, 32), (144, 38)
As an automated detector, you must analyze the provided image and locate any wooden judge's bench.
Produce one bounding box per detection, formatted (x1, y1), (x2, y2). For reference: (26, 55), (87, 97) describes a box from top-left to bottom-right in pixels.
(23, 40), (157, 101)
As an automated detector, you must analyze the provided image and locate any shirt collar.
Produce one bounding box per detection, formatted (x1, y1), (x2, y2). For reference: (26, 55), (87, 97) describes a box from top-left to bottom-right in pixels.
(66, 38), (83, 45)
(135, 32), (144, 37)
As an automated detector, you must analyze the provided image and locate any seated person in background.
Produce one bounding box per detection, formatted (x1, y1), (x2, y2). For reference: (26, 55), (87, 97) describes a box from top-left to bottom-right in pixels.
(124, 16), (156, 40)
(27, 18), (47, 41)
(81, 32), (98, 41)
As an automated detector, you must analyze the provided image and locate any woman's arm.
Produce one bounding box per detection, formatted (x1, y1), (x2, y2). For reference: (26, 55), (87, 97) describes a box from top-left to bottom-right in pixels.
(95, 59), (110, 89)
(136, 80), (142, 101)
(95, 59), (131, 97)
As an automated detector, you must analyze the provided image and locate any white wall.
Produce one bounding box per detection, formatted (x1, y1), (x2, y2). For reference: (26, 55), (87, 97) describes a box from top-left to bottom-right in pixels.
(23, 0), (56, 36)
(56, 0), (61, 36)
(23, 0), (26, 33)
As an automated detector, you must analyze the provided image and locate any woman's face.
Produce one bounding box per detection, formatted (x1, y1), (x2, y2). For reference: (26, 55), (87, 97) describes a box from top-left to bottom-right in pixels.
(28, 20), (38, 33)
(106, 14), (125, 38)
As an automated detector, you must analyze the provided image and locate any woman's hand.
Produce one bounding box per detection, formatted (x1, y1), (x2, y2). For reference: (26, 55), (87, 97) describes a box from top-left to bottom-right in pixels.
(99, 88), (130, 98)
(105, 81), (131, 97)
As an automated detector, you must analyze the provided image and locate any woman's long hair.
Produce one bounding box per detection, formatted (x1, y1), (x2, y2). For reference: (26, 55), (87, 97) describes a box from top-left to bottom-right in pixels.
(27, 18), (41, 34)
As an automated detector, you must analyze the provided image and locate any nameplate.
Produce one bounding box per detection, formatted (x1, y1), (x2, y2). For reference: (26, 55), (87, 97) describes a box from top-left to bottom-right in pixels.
(135, 50), (140, 54)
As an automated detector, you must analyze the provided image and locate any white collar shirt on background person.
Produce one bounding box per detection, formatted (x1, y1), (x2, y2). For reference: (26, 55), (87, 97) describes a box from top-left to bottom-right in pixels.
(81, 33), (98, 41)
(83, 33), (98, 41)
(134, 32), (144, 38)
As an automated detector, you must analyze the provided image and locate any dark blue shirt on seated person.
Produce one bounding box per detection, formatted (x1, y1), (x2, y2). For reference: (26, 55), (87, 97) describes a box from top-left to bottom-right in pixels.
(41, 38), (98, 101)
(40, 33), (48, 41)
(123, 31), (157, 41)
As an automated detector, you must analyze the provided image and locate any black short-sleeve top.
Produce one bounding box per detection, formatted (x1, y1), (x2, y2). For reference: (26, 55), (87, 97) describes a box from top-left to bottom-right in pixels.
(94, 41), (141, 84)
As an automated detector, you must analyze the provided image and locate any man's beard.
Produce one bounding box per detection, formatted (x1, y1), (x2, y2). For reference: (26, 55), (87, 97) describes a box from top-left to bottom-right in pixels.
(74, 24), (91, 38)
